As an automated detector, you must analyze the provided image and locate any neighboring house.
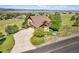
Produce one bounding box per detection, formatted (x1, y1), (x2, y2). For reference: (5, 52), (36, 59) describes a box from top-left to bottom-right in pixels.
(27, 16), (51, 31)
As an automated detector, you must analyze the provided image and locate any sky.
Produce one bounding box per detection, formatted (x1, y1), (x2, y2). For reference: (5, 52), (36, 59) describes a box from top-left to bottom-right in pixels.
(0, 5), (79, 10)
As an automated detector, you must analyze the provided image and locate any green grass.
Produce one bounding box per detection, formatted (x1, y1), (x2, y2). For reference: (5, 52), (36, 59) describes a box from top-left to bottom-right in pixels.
(59, 13), (79, 37)
(61, 14), (74, 26)
(0, 34), (14, 53)
(59, 14), (75, 30)
(0, 18), (24, 52)
(0, 19), (24, 34)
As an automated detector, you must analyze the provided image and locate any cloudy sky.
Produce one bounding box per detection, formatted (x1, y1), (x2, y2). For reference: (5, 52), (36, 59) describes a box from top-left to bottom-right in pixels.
(0, 5), (79, 10)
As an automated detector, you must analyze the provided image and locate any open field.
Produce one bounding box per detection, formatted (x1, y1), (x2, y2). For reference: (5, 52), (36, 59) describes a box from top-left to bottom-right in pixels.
(61, 14), (74, 26)
(61, 13), (79, 32)
(0, 19), (24, 34)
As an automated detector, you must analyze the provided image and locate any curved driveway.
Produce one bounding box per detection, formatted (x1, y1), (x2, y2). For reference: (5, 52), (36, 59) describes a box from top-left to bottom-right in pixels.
(11, 27), (36, 53)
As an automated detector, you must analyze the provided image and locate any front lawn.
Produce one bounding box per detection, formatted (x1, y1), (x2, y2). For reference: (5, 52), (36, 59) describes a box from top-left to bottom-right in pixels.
(0, 34), (14, 53)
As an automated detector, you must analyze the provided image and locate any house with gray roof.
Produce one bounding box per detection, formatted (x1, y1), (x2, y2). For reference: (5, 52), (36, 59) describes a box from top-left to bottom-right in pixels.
(27, 16), (51, 31)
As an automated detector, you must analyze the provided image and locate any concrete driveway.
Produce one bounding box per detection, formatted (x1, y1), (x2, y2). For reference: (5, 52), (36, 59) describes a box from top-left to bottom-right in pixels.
(11, 27), (36, 53)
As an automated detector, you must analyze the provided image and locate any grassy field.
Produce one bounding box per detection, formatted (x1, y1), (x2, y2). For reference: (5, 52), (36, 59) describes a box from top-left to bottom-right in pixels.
(59, 13), (74, 32)
(61, 14), (74, 26)
(0, 19), (24, 34)
(59, 13), (79, 37)
(0, 34), (14, 53)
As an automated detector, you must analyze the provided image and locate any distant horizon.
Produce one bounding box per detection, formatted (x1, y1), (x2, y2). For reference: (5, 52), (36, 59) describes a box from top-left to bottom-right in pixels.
(0, 5), (79, 10)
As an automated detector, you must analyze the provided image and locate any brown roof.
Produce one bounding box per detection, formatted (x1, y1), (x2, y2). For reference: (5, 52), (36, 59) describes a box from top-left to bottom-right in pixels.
(30, 16), (50, 28)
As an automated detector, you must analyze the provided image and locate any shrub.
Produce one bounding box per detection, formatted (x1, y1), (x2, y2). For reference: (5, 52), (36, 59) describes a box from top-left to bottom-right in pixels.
(22, 21), (28, 28)
(59, 25), (71, 37)
(5, 25), (19, 34)
(70, 15), (75, 21)
(72, 16), (79, 26)
(46, 29), (53, 36)
(0, 33), (4, 38)
(49, 23), (59, 31)
(13, 25), (19, 32)
(38, 12), (44, 16)
(0, 33), (6, 45)
(71, 27), (79, 33)
(48, 14), (53, 21)
(55, 12), (60, 16)
(49, 14), (62, 31)
(22, 17), (28, 28)
(31, 36), (45, 45)
(34, 27), (45, 37)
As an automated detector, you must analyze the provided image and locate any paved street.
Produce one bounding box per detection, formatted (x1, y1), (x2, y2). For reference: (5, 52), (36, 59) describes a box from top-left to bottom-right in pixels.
(23, 35), (79, 53)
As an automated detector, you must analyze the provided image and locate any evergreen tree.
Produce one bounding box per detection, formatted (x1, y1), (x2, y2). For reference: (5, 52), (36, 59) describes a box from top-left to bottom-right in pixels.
(49, 12), (62, 31)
